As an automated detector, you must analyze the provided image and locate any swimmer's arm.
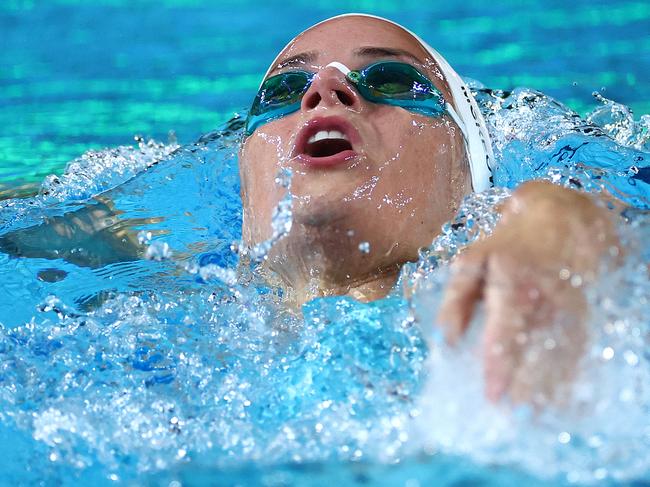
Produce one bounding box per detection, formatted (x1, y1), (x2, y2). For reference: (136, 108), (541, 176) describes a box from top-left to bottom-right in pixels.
(437, 180), (618, 406)
(0, 198), (142, 268)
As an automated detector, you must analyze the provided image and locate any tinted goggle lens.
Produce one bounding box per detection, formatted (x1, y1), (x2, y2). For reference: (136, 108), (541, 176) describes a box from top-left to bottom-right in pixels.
(246, 62), (444, 135)
(246, 71), (313, 135)
(359, 62), (437, 100)
(250, 71), (313, 116)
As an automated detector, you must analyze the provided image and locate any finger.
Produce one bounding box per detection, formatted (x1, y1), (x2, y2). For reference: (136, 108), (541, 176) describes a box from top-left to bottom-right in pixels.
(482, 254), (528, 402)
(437, 249), (486, 345)
(509, 292), (588, 406)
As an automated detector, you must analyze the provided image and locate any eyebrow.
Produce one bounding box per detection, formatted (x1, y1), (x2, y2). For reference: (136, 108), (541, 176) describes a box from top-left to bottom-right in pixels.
(272, 50), (319, 72)
(352, 46), (425, 65)
(270, 46), (425, 75)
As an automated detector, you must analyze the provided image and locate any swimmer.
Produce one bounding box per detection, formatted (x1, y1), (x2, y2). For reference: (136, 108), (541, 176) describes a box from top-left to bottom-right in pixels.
(239, 14), (619, 405)
(0, 14), (624, 406)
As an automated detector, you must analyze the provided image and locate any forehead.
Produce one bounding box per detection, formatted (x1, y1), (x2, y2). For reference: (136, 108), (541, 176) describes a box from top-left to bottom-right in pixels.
(278, 16), (432, 66)
(267, 16), (452, 99)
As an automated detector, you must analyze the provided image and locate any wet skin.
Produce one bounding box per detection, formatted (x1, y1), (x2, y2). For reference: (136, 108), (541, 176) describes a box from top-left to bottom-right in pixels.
(240, 16), (620, 406)
(240, 16), (470, 304)
(0, 15), (620, 406)
(0, 199), (144, 268)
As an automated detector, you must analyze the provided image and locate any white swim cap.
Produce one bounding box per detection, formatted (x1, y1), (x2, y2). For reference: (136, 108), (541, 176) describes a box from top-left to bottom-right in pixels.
(262, 13), (494, 192)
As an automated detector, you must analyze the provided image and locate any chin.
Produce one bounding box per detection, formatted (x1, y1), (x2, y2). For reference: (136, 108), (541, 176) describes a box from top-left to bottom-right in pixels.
(291, 193), (350, 228)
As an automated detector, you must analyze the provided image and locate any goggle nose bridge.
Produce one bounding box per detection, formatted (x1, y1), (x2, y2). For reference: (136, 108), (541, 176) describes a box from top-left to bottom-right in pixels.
(325, 61), (353, 77)
(312, 62), (359, 103)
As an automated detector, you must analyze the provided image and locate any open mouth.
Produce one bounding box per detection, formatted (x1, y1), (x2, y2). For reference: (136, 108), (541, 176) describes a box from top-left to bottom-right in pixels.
(304, 130), (353, 157)
(293, 116), (361, 165)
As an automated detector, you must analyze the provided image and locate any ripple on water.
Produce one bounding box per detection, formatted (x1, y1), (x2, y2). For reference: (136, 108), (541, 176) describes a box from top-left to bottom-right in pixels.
(0, 100), (648, 485)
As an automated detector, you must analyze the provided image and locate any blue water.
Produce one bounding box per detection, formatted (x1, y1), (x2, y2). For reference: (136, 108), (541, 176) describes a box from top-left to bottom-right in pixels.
(0, 86), (649, 485)
(1, 1), (650, 486)
(2, 0), (649, 187)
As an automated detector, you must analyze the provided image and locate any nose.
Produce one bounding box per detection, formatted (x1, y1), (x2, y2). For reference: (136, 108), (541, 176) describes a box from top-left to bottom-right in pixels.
(300, 66), (362, 111)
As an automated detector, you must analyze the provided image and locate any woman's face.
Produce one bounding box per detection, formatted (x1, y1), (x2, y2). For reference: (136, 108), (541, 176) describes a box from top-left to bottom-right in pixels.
(239, 16), (470, 285)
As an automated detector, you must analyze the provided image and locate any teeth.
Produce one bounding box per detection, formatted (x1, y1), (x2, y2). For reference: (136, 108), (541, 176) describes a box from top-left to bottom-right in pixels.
(307, 130), (349, 144)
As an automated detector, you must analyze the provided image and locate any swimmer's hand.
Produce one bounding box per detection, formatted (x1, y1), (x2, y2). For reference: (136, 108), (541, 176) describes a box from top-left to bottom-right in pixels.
(437, 180), (618, 406)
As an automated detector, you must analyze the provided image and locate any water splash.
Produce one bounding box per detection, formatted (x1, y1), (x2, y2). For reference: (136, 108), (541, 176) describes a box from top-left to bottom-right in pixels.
(246, 167), (294, 263)
(473, 87), (650, 209)
(0, 99), (648, 487)
(406, 212), (650, 483)
(41, 136), (180, 202)
(587, 92), (650, 152)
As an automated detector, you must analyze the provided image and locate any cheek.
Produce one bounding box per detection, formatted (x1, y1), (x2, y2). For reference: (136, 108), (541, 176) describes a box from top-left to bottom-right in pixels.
(375, 113), (455, 185)
(244, 124), (292, 166)
(240, 124), (295, 241)
(241, 118), (299, 188)
(373, 114), (464, 225)
(370, 110), (453, 161)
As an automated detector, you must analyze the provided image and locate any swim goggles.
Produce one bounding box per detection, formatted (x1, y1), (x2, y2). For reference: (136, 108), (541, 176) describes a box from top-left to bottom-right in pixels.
(245, 61), (466, 137)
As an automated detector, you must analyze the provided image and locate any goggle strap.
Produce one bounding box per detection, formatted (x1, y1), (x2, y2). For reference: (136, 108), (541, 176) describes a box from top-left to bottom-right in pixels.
(445, 102), (468, 143)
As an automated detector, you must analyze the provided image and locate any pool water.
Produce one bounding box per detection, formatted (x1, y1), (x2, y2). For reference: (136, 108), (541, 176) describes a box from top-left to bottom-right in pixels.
(0, 87), (648, 486)
(2, 0), (649, 189)
(1, 1), (649, 486)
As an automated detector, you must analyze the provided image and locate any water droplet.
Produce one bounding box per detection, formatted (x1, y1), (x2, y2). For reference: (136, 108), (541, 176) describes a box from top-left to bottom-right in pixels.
(593, 468), (607, 480)
(543, 338), (556, 350)
(283, 426), (296, 441)
(587, 435), (603, 449)
(570, 274), (583, 287)
(619, 388), (634, 403)
(623, 350), (639, 366)
(601, 347), (614, 361)
(274, 167), (292, 188)
(137, 230), (153, 245)
(145, 241), (172, 261)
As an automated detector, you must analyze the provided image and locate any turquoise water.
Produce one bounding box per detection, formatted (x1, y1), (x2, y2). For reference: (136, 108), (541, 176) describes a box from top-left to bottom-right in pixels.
(1, 0), (649, 188)
(0, 87), (648, 485)
(1, 1), (649, 486)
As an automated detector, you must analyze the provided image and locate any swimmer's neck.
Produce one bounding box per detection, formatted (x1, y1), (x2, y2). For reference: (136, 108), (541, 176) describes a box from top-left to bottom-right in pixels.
(281, 266), (401, 308)
(256, 218), (410, 307)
